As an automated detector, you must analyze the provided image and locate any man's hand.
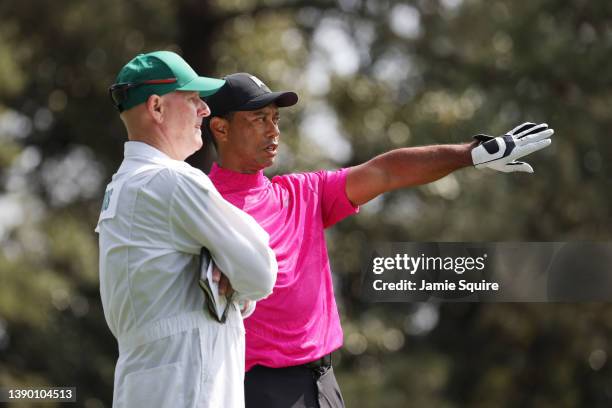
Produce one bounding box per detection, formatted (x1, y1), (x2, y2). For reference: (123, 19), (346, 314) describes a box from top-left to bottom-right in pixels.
(471, 122), (553, 173)
(212, 264), (234, 297)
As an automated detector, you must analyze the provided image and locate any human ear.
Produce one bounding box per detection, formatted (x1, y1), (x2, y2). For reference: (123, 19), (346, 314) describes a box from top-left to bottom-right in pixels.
(210, 117), (229, 143)
(146, 95), (163, 124)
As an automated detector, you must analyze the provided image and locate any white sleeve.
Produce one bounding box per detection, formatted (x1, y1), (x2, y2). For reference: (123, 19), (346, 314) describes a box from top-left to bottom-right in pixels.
(239, 300), (257, 318)
(169, 171), (277, 301)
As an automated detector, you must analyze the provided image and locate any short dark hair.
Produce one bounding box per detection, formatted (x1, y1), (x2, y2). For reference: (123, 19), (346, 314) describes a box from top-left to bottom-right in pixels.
(203, 111), (235, 150)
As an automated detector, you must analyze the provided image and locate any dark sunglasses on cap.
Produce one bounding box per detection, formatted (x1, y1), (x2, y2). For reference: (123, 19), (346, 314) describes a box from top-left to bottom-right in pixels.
(108, 78), (177, 112)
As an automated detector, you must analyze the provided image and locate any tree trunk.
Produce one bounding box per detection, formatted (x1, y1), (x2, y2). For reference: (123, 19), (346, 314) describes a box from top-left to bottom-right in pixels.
(177, 0), (220, 173)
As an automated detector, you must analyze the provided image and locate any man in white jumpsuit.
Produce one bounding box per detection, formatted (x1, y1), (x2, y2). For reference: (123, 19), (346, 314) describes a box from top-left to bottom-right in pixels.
(96, 51), (278, 407)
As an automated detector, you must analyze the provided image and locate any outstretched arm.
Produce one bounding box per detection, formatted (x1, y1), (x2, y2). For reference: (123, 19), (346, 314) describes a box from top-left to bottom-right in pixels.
(346, 122), (554, 206)
(346, 143), (475, 206)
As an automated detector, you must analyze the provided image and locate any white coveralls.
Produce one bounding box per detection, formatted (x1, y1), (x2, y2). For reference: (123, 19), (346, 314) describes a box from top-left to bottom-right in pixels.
(96, 142), (277, 407)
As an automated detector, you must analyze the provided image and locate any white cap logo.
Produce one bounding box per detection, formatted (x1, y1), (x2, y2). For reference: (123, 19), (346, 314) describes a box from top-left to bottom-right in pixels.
(248, 75), (266, 88)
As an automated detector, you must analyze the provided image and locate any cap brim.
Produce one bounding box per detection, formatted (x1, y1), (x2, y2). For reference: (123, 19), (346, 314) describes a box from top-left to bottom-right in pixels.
(178, 76), (226, 97)
(239, 91), (298, 111)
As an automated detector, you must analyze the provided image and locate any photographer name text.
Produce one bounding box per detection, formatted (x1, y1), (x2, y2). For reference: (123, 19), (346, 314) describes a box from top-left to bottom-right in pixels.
(371, 253), (499, 293)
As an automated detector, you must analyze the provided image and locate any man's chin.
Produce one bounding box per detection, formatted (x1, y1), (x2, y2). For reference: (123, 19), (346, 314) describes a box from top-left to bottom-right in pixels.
(182, 139), (203, 161)
(259, 157), (276, 169)
(193, 135), (204, 151)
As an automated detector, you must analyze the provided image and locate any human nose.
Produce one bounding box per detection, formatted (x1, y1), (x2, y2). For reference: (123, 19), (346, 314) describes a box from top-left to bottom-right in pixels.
(265, 119), (280, 140)
(198, 100), (211, 118)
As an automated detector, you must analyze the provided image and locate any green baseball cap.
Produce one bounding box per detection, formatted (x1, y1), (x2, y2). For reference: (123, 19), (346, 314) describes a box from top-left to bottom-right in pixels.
(110, 51), (225, 112)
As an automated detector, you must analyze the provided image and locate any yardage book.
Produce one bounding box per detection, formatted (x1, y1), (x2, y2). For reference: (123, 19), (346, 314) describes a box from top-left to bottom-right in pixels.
(198, 247), (234, 323)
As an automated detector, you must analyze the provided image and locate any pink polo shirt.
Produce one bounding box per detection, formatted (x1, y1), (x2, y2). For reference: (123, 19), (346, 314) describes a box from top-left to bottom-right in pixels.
(208, 163), (358, 371)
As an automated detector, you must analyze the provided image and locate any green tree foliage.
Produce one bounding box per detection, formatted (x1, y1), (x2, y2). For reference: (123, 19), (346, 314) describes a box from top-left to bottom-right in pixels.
(0, 0), (610, 406)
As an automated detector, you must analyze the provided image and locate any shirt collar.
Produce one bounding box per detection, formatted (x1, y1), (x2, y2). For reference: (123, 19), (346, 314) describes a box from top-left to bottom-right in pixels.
(115, 141), (188, 178)
(124, 141), (173, 162)
(208, 162), (268, 193)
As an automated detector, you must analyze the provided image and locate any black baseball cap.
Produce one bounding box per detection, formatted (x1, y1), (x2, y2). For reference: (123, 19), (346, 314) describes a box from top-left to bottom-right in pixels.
(204, 73), (298, 117)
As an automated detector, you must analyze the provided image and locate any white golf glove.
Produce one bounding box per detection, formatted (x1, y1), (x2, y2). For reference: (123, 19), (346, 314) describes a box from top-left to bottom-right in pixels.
(471, 122), (554, 173)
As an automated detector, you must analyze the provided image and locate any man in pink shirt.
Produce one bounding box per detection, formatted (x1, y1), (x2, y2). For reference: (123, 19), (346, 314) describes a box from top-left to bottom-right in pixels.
(204, 73), (553, 407)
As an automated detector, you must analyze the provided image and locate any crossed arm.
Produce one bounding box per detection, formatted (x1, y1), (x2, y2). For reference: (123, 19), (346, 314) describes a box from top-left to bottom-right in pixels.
(346, 143), (475, 206)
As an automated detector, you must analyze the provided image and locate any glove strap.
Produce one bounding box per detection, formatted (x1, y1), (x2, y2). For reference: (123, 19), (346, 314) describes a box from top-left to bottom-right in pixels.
(473, 134), (494, 143)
